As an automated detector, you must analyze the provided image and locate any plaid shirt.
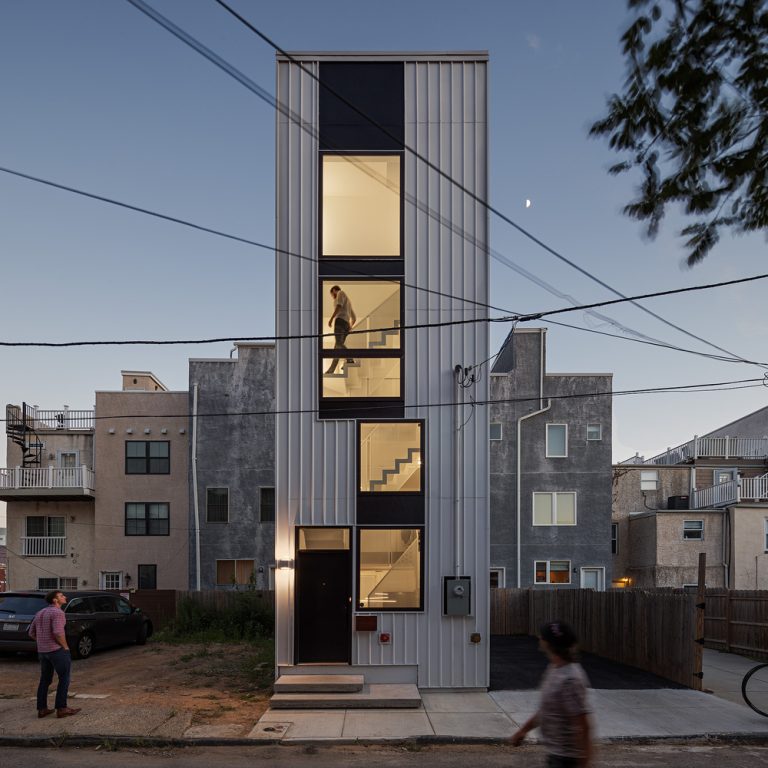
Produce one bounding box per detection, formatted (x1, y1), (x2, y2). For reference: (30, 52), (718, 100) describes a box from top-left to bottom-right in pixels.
(29, 604), (66, 653)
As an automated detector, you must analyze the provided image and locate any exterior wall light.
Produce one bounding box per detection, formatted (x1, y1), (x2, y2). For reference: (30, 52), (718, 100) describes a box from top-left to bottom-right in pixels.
(276, 559), (295, 570)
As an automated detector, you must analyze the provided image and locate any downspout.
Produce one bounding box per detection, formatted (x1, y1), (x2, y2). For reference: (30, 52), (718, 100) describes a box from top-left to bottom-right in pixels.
(516, 331), (550, 588)
(191, 383), (201, 591)
(722, 507), (730, 589)
(454, 365), (464, 578)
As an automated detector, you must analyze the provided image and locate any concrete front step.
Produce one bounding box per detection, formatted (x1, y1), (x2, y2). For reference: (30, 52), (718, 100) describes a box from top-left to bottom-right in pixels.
(274, 674), (364, 693)
(270, 683), (422, 709)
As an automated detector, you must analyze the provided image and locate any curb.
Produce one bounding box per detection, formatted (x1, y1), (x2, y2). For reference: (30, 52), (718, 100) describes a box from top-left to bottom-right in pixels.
(1, 731), (768, 749)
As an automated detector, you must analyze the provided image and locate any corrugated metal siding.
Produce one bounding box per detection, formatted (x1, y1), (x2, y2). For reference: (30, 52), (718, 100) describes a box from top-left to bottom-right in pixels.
(276, 57), (489, 686)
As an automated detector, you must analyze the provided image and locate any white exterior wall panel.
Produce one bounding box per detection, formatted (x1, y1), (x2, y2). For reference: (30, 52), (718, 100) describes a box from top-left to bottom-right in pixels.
(276, 54), (489, 688)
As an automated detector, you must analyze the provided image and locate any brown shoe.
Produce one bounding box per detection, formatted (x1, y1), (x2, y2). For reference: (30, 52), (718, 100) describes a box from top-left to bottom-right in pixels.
(56, 707), (81, 718)
(37, 708), (54, 718)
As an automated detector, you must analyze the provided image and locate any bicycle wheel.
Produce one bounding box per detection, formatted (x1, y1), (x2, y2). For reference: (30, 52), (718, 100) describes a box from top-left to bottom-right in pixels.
(742, 663), (768, 717)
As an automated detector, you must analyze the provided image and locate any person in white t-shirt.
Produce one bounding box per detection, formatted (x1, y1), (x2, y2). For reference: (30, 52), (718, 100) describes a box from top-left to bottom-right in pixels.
(324, 285), (357, 375)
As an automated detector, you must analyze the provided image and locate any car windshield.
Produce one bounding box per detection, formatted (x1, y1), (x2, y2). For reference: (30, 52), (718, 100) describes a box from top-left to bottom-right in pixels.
(0, 595), (47, 615)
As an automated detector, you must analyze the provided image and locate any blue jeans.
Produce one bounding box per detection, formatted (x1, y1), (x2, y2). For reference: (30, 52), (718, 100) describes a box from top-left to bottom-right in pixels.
(37, 648), (71, 710)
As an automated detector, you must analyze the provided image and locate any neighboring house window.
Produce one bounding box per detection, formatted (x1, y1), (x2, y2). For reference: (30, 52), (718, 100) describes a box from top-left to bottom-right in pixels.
(358, 528), (422, 610)
(490, 567), (505, 588)
(683, 520), (704, 540)
(640, 470), (659, 491)
(611, 522), (618, 555)
(216, 559), (254, 586)
(260, 487), (275, 523)
(138, 564), (157, 590)
(125, 503), (170, 536)
(125, 441), (170, 474)
(490, 422), (503, 441)
(586, 424), (602, 441)
(37, 578), (58, 590)
(101, 572), (122, 590)
(546, 424), (568, 457)
(206, 488), (229, 523)
(764, 519), (768, 552)
(533, 492), (577, 526)
(58, 451), (78, 468)
(24, 516), (65, 556)
(534, 560), (571, 585)
(715, 469), (736, 484)
(59, 577), (77, 590)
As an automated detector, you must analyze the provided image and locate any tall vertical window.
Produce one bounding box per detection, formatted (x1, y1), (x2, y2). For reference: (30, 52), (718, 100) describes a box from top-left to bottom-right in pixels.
(206, 488), (229, 523)
(546, 424), (568, 457)
(640, 470), (659, 491)
(490, 423), (503, 441)
(321, 155), (401, 257)
(138, 565), (157, 590)
(611, 522), (619, 554)
(260, 487), (275, 523)
(358, 528), (422, 610)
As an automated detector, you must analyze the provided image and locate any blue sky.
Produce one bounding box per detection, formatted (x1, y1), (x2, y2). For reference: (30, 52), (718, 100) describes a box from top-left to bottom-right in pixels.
(1, 1), (766, 524)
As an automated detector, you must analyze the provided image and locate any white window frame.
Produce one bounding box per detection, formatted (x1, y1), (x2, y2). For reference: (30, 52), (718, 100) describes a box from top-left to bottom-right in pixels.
(489, 422), (503, 441)
(682, 520), (704, 541)
(534, 559), (572, 585)
(100, 571), (123, 590)
(579, 566), (606, 591)
(57, 450), (80, 468)
(545, 423), (568, 458)
(586, 424), (602, 441)
(490, 567), (506, 588)
(532, 492), (577, 526)
(640, 470), (659, 491)
(714, 468), (737, 484)
(611, 522), (618, 555)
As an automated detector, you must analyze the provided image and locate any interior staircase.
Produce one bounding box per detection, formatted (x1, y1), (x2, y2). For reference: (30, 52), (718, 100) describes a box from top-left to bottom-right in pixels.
(368, 447), (421, 492)
(270, 674), (421, 709)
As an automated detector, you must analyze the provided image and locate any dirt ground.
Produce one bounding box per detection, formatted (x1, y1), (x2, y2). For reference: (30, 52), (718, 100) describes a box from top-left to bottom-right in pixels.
(0, 641), (273, 727)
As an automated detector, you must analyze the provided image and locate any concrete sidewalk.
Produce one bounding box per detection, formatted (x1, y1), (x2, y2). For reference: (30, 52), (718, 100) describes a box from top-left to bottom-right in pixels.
(703, 647), (765, 707)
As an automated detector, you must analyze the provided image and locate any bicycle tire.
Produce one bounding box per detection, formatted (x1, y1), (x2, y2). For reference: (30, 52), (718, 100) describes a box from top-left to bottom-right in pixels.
(742, 663), (768, 717)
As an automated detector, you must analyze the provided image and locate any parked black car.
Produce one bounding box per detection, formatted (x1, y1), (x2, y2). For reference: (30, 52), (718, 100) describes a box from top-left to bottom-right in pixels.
(0, 590), (153, 659)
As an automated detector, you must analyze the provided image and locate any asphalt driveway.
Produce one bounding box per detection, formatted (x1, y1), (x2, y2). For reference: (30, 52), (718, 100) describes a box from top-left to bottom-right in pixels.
(490, 635), (687, 691)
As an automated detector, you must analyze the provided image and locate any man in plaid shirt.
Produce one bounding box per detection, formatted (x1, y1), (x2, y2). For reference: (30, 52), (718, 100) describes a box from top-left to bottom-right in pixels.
(28, 590), (80, 718)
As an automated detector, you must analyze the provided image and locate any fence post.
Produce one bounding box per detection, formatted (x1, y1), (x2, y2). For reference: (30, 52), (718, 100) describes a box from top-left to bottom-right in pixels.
(693, 552), (706, 691)
(725, 590), (732, 653)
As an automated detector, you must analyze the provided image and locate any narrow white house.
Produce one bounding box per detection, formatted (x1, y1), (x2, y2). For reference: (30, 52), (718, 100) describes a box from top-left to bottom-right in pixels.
(275, 52), (489, 689)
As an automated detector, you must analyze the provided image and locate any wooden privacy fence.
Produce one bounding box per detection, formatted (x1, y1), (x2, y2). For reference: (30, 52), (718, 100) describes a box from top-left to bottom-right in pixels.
(490, 588), (700, 689)
(704, 589), (768, 660)
(125, 589), (275, 631)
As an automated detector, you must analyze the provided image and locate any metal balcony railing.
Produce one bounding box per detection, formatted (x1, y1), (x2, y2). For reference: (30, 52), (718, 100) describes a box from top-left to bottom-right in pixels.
(645, 436), (768, 466)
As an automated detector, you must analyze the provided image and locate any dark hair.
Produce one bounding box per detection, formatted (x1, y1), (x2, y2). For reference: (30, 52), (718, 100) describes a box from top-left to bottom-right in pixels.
(330, 285), (341, 293)
(45, 590), (62, 604)
(540, 620), (578, 661)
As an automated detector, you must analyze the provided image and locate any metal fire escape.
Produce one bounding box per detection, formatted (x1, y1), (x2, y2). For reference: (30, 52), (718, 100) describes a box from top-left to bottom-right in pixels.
(6, 403), (43, 467)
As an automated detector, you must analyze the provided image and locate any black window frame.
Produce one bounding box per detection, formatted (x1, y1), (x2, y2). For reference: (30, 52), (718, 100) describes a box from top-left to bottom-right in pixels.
(319, 151), (405, 262)
(138, 564), (158, 590)
(611, 522), (618, 555)
(356, 526), (424, 612)
(356, 419), (425, 525)
(206, 487), (229, 523)
(125, 440), (170, 475)
(124, 502), (170, 536)
(260, 487), (275, 523)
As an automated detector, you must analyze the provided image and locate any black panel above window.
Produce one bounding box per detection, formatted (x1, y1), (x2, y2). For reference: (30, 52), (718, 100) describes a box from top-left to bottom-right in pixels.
(319, 62), (404, 150)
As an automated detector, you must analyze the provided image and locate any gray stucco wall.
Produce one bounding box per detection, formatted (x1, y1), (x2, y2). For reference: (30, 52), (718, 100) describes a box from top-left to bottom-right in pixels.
(188, 344), (275, 590)
(490, 329), (613, 588)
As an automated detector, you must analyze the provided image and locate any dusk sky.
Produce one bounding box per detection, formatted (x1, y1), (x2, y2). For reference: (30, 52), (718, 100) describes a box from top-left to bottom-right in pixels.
(2, 0), (766, 525)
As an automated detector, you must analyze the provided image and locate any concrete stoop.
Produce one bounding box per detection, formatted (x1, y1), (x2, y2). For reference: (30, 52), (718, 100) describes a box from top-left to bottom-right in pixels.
(270, 674), (421, 709)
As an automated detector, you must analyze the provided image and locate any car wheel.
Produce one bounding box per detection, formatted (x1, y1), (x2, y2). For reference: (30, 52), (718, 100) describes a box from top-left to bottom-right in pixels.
(72, 632), (94, 660)
(135, 622), (149, 646)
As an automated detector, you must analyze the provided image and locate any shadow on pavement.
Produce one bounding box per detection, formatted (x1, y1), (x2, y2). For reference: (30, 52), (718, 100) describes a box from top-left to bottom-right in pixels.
(490, 635), (688, 691)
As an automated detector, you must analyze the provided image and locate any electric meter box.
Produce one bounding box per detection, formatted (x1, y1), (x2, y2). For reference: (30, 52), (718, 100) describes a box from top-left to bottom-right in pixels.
(443, 577), (471, 616)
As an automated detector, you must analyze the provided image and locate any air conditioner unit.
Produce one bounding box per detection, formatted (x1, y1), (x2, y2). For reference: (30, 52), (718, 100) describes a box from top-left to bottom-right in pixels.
(667, 495), (690, 510)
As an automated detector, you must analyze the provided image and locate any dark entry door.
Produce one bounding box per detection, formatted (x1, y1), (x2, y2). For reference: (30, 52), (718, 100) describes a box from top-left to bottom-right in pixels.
(295, 549), (351, 663)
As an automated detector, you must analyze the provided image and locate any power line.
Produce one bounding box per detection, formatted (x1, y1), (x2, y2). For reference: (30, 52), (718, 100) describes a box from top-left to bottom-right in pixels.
(1, 377), (764, 424)
(1, 272), (766, 352)
(208, 0), (763, 370)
